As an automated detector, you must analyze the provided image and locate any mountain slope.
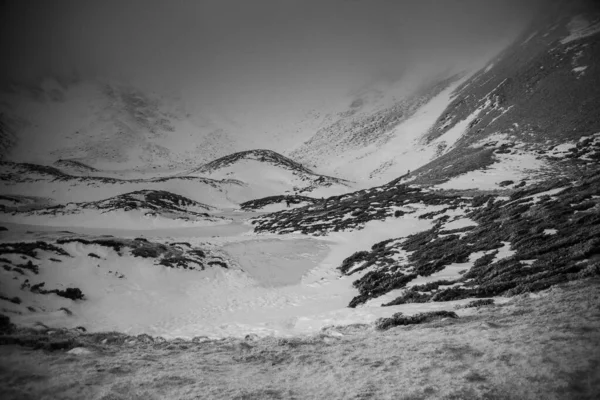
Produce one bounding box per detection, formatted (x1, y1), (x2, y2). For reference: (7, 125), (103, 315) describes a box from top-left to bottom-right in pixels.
(289, 73), (469, 183)
(404, 0), (600, 188)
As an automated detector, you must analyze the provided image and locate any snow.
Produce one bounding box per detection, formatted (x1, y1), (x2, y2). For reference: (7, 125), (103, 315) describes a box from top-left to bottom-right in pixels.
(472, 132), (513, 148)
(315, 73), (475, 186)
(435, 151), (548, 190)
(6, 210), (444, 339)
(493, 242), (516, 263)
(431, 108), (480, 153)
(442, 217), (477, 231)
(561, 15), (600, 45)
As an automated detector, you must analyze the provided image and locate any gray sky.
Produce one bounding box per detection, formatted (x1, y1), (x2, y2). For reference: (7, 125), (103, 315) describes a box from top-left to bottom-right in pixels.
(1, 0), (543, 134)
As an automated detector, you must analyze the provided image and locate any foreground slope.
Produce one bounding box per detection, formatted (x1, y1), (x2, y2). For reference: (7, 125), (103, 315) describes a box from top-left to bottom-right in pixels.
(1, 279), (599, 400)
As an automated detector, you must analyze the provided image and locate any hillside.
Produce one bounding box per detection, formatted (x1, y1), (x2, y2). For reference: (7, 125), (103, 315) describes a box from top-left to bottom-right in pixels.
(0, 190), (228, 229)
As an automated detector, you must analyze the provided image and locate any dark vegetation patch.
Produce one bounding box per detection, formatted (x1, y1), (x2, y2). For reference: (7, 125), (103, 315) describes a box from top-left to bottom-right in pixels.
(0, 314), (16, 334)
(0, 241), (71, 268)
(252, 183), (468, 235)
(56, 236), (226, 271)
(29, 282), (85, 301)
(374, 311), (458, 331)
(0, 161), (243, 187)
(344, 171), (600, 307)
(240, 195), (319, 210)
(17, 190), (220, 222)
(455, 299), (495, 309)
(0, 295), (21, 304)
(13, 260), (39, 274)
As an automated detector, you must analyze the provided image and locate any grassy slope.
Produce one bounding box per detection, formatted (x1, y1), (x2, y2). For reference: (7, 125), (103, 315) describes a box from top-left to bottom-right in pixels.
(1, 278), (599, 400)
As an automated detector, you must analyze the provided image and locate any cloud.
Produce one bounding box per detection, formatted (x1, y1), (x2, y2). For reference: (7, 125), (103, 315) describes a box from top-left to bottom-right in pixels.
(1, 0), (544, 127)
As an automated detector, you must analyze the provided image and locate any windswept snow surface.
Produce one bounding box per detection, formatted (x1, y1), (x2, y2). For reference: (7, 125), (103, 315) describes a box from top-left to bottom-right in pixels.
(435, 152), (548, 190)
(312, 76), (471, 186)
(5, 210), (456, 339)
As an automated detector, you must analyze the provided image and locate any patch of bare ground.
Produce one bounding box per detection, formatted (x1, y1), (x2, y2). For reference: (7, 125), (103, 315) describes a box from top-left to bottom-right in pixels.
(1, 278), (599, 399)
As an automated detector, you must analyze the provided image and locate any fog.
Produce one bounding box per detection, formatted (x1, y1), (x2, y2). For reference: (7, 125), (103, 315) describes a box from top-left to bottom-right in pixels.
(1, 0), (543, 132)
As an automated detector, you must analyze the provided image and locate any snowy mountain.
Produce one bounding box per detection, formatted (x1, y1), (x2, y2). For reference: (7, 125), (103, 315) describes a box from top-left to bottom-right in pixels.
(0, 78), (239, 170)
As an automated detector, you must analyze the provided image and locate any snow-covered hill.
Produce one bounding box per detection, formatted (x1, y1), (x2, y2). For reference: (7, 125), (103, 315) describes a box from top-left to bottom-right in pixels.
(183, 149), (352, 198)
(0, 161), (248, 208)
(0, 190), (228, 229)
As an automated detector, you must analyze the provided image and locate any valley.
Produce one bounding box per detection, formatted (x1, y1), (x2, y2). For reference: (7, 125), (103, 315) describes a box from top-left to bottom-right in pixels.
(1, 1), (600, 398)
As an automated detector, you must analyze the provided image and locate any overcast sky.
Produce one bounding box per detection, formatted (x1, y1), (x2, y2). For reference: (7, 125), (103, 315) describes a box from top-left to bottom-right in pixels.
(1, 0), (543, 133)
